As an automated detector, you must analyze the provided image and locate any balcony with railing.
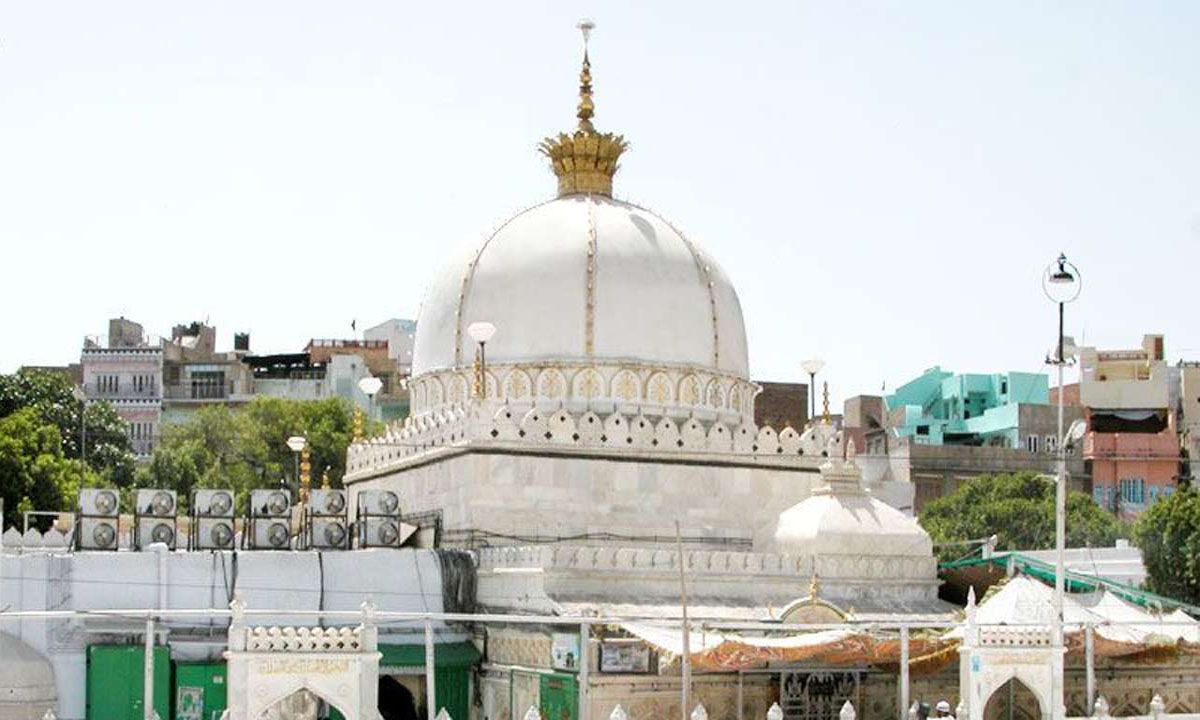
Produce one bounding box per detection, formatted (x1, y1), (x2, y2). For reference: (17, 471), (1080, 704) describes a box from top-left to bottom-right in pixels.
(1083, 431), (1180, 460)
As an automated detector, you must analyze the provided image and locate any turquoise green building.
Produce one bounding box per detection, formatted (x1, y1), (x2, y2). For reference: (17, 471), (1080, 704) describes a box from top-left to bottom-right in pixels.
(885, 367), (1049, 447)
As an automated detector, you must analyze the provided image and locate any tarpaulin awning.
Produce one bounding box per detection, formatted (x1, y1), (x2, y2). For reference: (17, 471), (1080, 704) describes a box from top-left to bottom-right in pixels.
(617, 622), (951, 672)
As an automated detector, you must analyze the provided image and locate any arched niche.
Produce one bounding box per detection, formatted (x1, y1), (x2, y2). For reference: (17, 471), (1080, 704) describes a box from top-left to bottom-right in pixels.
(223, 597), (382, 720)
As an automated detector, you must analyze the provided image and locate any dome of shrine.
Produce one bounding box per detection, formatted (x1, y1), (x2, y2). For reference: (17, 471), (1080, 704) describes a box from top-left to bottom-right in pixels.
(408, 27), (753, 421)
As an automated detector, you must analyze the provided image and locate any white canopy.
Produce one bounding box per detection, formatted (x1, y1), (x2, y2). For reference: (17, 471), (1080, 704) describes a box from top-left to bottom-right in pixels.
(946, 576), (1200, 646)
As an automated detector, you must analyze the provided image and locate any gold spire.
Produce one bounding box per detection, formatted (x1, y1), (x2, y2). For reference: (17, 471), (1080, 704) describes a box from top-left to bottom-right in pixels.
(822, 381), (831, 424)
(539, 20), (628, 197)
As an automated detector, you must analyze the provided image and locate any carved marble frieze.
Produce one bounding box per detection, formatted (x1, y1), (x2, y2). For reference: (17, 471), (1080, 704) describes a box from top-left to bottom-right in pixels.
(407, 362), (759, 425)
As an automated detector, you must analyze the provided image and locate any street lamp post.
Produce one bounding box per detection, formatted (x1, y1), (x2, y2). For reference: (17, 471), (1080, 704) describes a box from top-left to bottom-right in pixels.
(285, 435), (307, 503)
(467, 322), (497, 399)
(71, 385), (87, 484)
(1043, 252), (1081, 648)
(358, 376), (383, 423)
(800, 358), (825, 427)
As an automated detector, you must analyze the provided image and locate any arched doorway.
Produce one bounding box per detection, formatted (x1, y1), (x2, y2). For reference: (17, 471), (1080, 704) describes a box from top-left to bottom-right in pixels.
(258, 688), (346, 720)
(983, 679), (1043, 720)
(378, 677), (419, 720)
(223, 597), (382, 720)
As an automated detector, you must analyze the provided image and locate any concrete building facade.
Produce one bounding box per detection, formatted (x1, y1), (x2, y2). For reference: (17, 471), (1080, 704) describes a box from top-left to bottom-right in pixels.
(80, 318), (163, 457)
(1076, 334), (1181, 519)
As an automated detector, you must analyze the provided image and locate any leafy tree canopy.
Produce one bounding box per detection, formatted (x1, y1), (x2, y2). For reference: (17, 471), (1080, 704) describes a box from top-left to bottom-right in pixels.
(140, 396), (374, 512)
(0, 408), (101, 528)
(1134, 485), (1200, 605)
(0, 368), (135, 486)
(919, 471), (1126, 563)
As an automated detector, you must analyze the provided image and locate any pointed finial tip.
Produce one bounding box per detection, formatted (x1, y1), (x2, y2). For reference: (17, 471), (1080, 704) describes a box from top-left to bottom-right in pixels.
(577, 19), (596, 43)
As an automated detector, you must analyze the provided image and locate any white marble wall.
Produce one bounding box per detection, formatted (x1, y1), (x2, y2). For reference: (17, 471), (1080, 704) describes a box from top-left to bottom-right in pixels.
(351, 449), (822, 547)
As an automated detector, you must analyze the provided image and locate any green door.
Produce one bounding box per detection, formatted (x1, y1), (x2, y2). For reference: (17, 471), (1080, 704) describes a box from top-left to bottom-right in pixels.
(538, 674), (577, 720)
(174, 662), (227, 720)
(86, 645), (171, 720)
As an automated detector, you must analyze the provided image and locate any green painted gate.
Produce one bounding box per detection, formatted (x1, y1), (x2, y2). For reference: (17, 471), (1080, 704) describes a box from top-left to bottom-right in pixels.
(329, 641), (481, 720)
(86, 645), (171, 720)
(173, 661), (227, 720)
(538, 673), (577, 720)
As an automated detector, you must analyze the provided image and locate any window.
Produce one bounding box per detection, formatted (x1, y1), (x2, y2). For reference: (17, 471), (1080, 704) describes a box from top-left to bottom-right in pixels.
(1026, 435), (1039, 453)
(1044, 435), (1057, 453)
(1119, 477), (1146, 506)
(1000, 380), (1008, 395)
(916, 426), (929, 436)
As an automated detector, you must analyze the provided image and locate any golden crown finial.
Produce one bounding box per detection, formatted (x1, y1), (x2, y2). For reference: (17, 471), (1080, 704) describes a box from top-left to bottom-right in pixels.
(539, 20), (628, 197)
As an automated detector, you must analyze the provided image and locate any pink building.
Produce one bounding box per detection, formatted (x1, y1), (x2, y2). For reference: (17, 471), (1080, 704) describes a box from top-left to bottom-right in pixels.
(1084, 426), (1180, 520)
(1077, 334), (1181, 519)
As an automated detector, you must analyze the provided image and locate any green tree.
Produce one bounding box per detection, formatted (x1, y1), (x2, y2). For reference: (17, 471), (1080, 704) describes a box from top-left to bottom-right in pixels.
(919, 471), (1126, 563)
(0, 408), (101, 528)
(1134, 485), (1200, 604)
(141, 396), (368, 511)
(0, 368), (135, 486)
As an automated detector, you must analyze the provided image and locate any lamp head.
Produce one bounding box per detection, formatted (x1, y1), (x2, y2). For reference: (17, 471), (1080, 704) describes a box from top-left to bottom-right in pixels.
(800, 358), (826, 376)
(358, 376), (383, 397)
(286, 435), (307, 452)
(1049, 253), (1075, 284)
(1043, 253), (1081, 304)
(467, 321), (497, 344)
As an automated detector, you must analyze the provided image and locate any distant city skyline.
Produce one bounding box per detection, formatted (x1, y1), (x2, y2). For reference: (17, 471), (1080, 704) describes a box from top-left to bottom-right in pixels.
(3, 1), (1198, 408)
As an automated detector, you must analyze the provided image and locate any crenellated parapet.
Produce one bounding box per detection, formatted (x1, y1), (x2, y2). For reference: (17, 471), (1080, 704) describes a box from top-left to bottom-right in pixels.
(345, 398), (844, 480)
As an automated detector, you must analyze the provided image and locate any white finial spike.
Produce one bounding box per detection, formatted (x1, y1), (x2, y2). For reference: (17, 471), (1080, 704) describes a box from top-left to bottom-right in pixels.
(908, 702), (919, 720)
(767, 703), (784, 720)
(967, 586), (976, 609)
(436, 709), (453, 720)
(524, 706), (542, 720)
(1094, 697), (1110, 719)
(610, 705), (629, 720)
(691, 704), (708, 720)
(577, 19), (595, 45)
(839, 701), (856, 720)
(1150, 695), (1165, 719)
(42, 710), (57, 720)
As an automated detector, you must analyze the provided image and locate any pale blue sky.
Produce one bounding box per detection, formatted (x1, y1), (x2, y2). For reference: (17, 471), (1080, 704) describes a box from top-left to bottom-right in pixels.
(2, 2), (1198, 406)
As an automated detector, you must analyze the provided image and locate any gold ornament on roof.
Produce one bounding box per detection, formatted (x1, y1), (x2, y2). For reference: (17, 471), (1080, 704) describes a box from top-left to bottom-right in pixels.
(539, 20), (629, 198)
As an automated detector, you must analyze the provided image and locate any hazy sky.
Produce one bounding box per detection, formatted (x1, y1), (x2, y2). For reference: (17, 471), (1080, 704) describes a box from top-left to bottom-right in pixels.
(2, 2), (1198, 407)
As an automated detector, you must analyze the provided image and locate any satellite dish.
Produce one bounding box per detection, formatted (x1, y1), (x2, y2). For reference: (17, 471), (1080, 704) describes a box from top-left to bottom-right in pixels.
(1065, 419), (1088, 447)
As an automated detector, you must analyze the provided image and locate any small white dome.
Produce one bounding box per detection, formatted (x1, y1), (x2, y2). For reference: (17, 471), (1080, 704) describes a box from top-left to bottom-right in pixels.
(413, 195), (748, 379)
(0, 632), (57, 720)
(761, 461), (933, 559)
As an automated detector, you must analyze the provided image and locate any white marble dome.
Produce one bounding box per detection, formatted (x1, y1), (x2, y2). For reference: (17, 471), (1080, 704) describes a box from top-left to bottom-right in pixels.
(0, 632), (57, 720)
(409, 194), (755, 422)
(760, 460), (934, 560)
(414, 194), (747, 376)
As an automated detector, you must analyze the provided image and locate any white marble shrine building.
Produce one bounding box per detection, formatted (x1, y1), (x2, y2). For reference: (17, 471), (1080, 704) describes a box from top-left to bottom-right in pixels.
(343, 26), (960, 720)
(342, 28), (940, 621)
